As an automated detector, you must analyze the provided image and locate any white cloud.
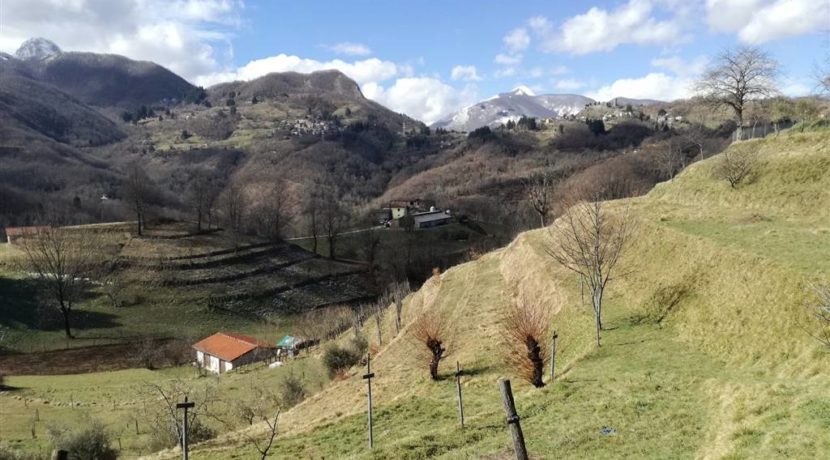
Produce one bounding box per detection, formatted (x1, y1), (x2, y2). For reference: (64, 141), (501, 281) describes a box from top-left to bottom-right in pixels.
(553, 78), (585, 91)
(706, 0), (830, 43)
(550, 65), (570, 76)
(0, 0), (242, 82)
(494, 67), (518, 78)
(503, 27), (530, 53)
(586, 72), (694, 101)
(494, 53), (522, 66)
(450, 65), (482, 81)
(327, 42), (372, 56)
(364, 77), (478, 125)
(532, 0), (686, 54)
(197, 55), (401, 87)
(650, 55), (708, 76)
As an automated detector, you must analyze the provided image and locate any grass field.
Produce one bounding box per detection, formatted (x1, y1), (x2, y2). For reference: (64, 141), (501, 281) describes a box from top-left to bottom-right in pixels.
(171, 128), (830, 459)
(3, 128), (830, 459)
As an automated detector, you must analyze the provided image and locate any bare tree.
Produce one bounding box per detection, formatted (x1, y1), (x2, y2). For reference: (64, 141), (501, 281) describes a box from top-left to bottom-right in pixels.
(715, 150), (755, 188)
(221, 181), (247, 243)
(304, 193), (321, 254)
(142, 380), (215, 452)
(391, 281), (410, 335)
(503, 297), (551, 388)
(123, 162), (156, 236)
(319, 187), (348, 260)
(17, 228), (99, 338)
(223, 383), (281, 460)
(524, 170), (556, 227)
(546, 199), (634, 347)
(410, 310), (452, 380)
(254, 180), (292, 242)
(655, 139), (683, 181)
(696, 46), (780, 140)
(187, 169), (220, 232)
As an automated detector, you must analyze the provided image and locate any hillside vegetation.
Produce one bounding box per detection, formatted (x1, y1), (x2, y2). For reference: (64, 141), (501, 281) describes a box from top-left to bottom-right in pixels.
(180, 128), (830, 459)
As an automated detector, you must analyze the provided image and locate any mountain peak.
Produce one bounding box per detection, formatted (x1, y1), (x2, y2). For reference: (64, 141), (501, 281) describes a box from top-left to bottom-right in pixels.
(510, 85), (535, 96)
(15, 38), (62, 61)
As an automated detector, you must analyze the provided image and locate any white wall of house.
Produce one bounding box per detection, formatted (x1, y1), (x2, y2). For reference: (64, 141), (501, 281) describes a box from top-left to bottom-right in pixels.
(196, 350), (204, 365)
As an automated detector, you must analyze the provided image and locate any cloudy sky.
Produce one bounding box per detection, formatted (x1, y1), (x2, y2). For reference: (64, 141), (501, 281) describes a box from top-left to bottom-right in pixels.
(0, 0), (827, 123)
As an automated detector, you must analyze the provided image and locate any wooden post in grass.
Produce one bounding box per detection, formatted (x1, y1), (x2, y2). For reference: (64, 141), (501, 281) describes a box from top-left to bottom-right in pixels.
(455, 361), (465, 428)
(550, 331), (558, 384)
(176, 397), (195, 460)
(363, 354), (375, 449)
(50, 450), (68, 460)
(499, 378), (528, 460)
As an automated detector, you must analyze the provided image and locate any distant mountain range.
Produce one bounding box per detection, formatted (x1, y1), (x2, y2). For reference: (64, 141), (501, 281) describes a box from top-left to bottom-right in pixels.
(432, 86), (662, 132)
(3, 38), (198, 108)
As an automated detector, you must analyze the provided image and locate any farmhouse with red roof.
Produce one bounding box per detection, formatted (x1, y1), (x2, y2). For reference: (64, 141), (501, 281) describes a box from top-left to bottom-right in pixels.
(192, 332), (277, 374)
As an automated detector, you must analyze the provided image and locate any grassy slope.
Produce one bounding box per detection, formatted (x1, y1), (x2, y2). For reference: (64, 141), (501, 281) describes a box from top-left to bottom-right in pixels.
(181, 129), (830, 459)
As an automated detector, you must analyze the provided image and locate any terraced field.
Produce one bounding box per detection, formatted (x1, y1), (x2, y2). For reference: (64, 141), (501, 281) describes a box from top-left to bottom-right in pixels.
(0, 225), (375, 355)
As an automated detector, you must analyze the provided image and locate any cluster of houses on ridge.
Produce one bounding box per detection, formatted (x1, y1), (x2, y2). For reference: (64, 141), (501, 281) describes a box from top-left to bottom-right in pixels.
(375, 199), (453, 230)
(193, 331), (313, 374)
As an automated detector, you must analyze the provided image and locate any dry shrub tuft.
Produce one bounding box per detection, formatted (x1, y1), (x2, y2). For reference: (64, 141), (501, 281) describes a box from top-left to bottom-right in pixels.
(410, 310), (452, 380)
(503, 297), (551, 388)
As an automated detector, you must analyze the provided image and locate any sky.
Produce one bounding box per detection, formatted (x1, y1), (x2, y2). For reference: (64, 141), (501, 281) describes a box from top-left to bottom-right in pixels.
(0, 0), (827, 123)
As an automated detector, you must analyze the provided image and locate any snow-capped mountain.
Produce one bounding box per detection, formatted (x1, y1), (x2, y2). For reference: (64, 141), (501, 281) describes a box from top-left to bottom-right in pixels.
(432, 88), (595, 131)
(15, 38), (62, 61)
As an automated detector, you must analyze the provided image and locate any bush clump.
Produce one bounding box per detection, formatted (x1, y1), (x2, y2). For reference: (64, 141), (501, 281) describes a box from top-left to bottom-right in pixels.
(279, 373), (307, 408)
(322, 335), (368, 378)
(48, 420), (118, 460)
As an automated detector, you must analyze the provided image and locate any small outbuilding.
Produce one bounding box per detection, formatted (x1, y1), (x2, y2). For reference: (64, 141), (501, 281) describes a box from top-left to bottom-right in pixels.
(4, 226), (51, 244)
(193, 332), (277, 374)
(412, 210), (453, 229)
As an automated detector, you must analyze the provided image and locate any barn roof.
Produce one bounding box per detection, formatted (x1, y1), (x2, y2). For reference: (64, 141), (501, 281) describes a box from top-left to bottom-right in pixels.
(192, 332), (275, 362)
(5, 226), (51, 237)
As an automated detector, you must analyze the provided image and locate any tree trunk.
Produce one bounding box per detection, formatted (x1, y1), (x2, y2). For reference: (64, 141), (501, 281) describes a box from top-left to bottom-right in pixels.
(136, 213), (143, 236)
(539, 213), (546, 228)
(428, 339), (444, 380)
(525, 337), (545, 388)
(592, 287), (602, 347)
(60, 304), (72, 338)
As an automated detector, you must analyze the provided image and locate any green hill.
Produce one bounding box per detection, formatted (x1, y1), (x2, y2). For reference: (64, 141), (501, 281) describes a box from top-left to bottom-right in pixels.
(183, 129), (830, 459)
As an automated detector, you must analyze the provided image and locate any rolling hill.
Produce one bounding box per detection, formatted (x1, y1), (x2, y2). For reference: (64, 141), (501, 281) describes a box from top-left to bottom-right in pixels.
(178, 126), (830, 459)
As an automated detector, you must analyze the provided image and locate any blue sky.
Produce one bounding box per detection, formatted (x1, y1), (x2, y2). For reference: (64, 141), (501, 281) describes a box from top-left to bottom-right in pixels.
(1, 0), (827, 123)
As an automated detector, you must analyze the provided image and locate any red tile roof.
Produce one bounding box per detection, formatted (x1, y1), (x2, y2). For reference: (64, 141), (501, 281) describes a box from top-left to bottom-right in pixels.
(5, 226), (51, 237)
(192, 332), (275, 362)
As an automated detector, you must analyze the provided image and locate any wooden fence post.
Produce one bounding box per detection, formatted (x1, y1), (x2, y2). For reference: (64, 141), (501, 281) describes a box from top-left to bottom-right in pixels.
(363, 354), (375, 449)
(499, 378), (529, 460)
(550, 331), (558, 384)
(455, 361), (464, 428)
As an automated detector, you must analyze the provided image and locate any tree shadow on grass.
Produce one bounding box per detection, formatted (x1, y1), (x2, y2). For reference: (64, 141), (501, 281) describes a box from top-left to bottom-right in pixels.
(0, 277), (121, 332)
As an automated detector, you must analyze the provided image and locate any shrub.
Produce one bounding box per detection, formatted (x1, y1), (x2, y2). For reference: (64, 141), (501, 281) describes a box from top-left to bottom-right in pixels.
(410, 311), (452, 380)
(279, 374), (306, 408)
(48, 420), (118, 460)
(503, 298), (551, 388)
(323, 345), (360, 378)
(714, 150), (755, 188)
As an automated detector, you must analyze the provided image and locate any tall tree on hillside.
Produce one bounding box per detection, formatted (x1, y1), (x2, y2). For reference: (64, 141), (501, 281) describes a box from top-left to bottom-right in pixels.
(546, 199), (634, 347)
(17, 228), (99, 338)
(304, 192), (321, 254)
(319, 185), (348, 260)
(187, 169), (221, 232)
(123, 162), (156, 236)
(221, 182), (247, 243)
(696, 46), (779, 140)
(524, 170), (556, 228)
(254, 180), (292, 242)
